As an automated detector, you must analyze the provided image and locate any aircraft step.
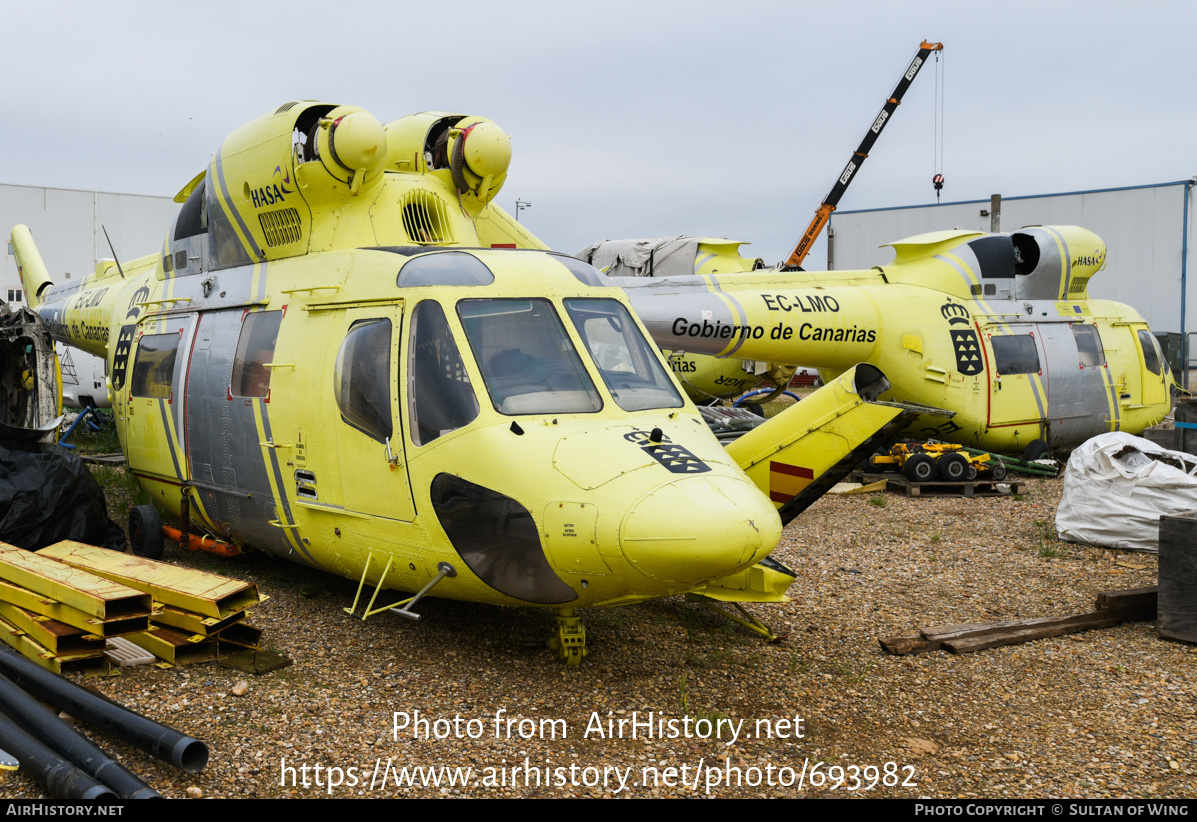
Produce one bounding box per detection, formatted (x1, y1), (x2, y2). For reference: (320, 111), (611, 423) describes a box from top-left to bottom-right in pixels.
(850, 471), (1027, 498)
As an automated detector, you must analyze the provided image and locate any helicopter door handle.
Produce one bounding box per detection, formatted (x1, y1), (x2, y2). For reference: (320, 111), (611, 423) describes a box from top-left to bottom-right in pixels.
(385, 437), (400, 466)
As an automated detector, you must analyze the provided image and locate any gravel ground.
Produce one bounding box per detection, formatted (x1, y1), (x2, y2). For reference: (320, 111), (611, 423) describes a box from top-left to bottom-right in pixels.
(2, 474), (1192, 799)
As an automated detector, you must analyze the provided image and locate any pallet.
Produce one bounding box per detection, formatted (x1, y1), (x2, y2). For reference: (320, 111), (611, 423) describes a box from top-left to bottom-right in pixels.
(888, 477), (1026, 498)
(850, 471), (1027, 498)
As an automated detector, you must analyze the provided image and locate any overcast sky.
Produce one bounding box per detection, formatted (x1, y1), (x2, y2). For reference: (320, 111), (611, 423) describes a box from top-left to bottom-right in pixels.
(4, 0), (1195, 266)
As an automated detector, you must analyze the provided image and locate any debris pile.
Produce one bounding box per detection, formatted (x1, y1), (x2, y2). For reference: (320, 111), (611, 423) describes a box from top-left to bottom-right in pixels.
(0, 540), (261, 673)
(39, 541), (263, 667)
(0, 543), (150, 674)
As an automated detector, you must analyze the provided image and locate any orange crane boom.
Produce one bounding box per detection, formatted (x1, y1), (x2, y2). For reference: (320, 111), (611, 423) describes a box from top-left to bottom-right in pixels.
(785, 40), (943, 269)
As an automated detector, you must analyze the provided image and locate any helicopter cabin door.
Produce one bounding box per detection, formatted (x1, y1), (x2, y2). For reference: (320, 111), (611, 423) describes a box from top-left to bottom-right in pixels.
(1035, 321), (1108, 447)
(121, 314), (197, 494)
(184, 307), (305, 554)
(328, 306), (416, 522)
(983, 323), (1049, 436)
(1132, 325), (1168, 408)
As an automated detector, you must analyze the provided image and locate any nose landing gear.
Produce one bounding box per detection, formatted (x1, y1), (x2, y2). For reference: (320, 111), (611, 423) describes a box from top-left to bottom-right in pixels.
(549, 609), (588, 665)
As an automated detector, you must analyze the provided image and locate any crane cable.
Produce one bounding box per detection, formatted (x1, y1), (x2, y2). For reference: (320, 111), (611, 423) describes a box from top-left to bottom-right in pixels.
(932, 48), (945, 201)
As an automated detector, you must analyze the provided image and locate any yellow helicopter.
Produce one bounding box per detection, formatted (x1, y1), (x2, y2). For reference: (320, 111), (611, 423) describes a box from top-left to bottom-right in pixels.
(12, 101), (919, 662)
(612, 225), (1176, 459)
(576, 236), (796, 403)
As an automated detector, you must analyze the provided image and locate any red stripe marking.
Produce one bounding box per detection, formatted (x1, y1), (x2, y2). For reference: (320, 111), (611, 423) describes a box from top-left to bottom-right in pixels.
(770, 461), (814, 479)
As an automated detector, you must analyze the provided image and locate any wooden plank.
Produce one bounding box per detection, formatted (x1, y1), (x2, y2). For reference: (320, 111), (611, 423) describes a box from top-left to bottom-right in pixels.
(923, 613), (1110, 642)
(0, 544), (151, 620)
(878, 635), (933, 655)
(943, 613), (1124, 654)
(78, 453), (127, 466)
(40, 541), (260, 619)
(1095, 585), (1157, 621)
(886, 596), (1157, 656)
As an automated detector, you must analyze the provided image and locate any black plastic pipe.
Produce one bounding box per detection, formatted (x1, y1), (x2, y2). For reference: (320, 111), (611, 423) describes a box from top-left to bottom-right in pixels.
(0, 672), (161, 798)
(0, 710), (115, 800)
(0, 647), (209, 773)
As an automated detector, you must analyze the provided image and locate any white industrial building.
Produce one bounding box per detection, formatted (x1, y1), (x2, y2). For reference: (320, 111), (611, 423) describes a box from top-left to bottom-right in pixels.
(1, 183), (178, 304)
(1, 184), (179, 406)
(827, 181), (1197, 368)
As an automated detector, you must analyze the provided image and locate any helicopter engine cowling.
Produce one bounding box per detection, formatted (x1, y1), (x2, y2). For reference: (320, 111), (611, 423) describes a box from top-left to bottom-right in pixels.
(1011, 225), (1107, 301)
(167, 101), (396, 275)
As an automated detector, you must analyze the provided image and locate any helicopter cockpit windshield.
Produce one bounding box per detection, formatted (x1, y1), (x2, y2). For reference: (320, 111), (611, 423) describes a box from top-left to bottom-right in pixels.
(458, 298), (602, 415)
(456, 295), (686, 418)
(564, 298), (684, 413)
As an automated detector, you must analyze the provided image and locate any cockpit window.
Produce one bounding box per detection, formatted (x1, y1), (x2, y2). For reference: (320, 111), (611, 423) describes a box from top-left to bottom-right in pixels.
(555, 255), (609, 287)
(409, 300), (479, 445)
(1072, 324), (1105, 368)
(398, 252), (495, 288)
(457, 298), (601, 415)
(1138, 330), (1164, 376)
(564, 298), (684, 411)
(334, 319), (392, 442)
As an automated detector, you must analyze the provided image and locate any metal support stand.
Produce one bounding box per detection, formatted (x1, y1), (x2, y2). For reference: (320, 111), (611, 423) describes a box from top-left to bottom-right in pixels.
(343, 555), (456, 622)
(686, 594), (784, 642)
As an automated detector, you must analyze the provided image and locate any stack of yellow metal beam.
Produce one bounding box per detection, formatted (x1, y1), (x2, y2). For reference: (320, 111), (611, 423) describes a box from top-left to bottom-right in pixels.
(0, 544), (152, 675)
(38, 542), (263, 667)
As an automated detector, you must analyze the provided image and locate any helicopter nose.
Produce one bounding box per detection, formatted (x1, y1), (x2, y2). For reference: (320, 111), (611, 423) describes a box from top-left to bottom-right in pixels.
(619, 475), (781, 584)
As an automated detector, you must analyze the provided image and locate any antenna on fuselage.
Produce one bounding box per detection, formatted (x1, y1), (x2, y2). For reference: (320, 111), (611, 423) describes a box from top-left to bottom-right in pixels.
(101, 225), (125, 279)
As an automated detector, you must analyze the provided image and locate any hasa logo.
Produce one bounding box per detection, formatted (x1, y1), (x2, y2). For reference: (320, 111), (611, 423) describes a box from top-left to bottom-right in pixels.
(250, 166), (292, 209)
(273, 165), (293, 195)
(1073, 252), (1105, 267)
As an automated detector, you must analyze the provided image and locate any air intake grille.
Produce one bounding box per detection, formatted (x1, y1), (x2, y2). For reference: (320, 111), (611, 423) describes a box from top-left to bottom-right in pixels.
(401, 190), (453, 244)
(259, 208), (303, 247)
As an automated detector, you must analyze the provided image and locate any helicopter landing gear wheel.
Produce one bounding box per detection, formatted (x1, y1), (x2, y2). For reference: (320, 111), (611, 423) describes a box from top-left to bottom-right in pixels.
(1022, 439), (1051, 462)
(548, 609), (588, 666)
(128, 505), (164, 559)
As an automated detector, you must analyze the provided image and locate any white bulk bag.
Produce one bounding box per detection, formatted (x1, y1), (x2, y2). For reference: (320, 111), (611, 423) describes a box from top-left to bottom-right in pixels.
(1056, 432), (1197, 553)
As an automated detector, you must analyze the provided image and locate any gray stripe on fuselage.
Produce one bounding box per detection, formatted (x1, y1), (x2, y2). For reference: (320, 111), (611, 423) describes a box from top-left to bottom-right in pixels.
(1041, 226), (1072, 297)
(257, 397), (319, 567)
(156, 399), (183, 479)
(214, 147), (264, 261)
